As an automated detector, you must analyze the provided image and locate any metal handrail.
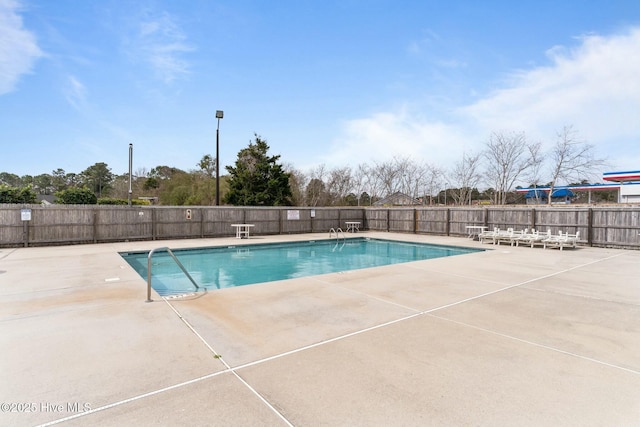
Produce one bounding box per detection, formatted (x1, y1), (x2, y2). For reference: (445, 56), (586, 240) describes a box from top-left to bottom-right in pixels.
(329, 227), (345, 241)
(329, 228), (345, 252)
(146, 247), (200, 302)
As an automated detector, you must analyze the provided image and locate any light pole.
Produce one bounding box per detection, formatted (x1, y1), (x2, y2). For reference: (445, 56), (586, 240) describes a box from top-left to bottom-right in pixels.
(215, 110), (224, 206)
(128, 143), (133, 206)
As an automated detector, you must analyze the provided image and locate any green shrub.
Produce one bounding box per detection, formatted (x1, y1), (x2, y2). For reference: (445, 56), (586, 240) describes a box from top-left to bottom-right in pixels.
(0, 185), (37, 203)
(55, 187), (98, 204)
(97, 198), (128, 205)
(97, 197), (150, 205)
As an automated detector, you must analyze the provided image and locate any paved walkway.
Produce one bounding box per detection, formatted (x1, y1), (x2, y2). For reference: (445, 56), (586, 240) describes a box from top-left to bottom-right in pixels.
(1, 232), (639, 426)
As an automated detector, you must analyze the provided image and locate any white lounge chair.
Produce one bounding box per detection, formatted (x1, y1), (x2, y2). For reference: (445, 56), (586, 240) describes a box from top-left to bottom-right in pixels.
(506, 228), (528, 246)
(495, 228), (517, 245)
(478, 227), (498, 244)
(513, 229), (549, 248)
(542, 231), (563, 248)
(544, 231), (580, 250)
(511, 228), (529, 247)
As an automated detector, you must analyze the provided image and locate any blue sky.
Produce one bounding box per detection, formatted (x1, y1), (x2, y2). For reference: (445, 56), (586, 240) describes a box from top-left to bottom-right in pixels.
(2, 0), (640, 183)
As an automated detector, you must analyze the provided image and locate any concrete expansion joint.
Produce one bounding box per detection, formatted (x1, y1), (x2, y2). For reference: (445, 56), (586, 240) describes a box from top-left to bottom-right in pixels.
(427, 313), (640, 377)
(162, 298), (295, 427)
(0, 248), (18, 260)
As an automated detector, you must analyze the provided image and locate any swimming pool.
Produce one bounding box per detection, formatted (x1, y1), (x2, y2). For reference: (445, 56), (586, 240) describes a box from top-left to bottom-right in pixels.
(121, 238), (482, 296)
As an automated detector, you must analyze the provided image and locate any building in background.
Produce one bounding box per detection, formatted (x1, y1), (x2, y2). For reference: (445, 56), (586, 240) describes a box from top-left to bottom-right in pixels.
(602, 170), (640, 203)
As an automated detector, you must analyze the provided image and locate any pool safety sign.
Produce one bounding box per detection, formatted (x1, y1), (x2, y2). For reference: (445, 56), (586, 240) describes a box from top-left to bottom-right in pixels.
(21, 209), (32, 221)
(287, 210), (300, 220)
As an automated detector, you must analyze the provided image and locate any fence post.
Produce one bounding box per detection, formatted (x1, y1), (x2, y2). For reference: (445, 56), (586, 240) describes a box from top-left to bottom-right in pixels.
(152, 208), (157, 241)
(310, 208), (315, 233)
(361, 207), (366, 231)
(530, 208), (536, 231)
(413, 208), (418, 234)
(445, 208), (450, 236)
(587, 208), (593, 246)
(200, 208), (204, 238)
(93, 208), (98, 244)
(22, 217), (29, 247)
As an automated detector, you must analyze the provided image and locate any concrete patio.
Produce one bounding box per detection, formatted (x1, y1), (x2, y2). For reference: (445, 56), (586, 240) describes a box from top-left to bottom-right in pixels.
(1, 232), (639, 426)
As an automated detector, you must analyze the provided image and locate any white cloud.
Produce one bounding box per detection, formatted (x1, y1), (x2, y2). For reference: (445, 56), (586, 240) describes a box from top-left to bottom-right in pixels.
(63, 75), (87, 110)
(0, 0), (43, 94)
(129, 11), (194, 84)
(406, 30), (440, 57)
(326, 107), (472, 169)
(407, 29), (468, 70)
(461, 27), (640, 168)
(329, 27), (640, 173)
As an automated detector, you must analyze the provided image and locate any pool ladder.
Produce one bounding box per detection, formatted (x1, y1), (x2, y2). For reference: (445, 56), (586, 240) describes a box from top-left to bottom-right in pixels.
(329, 228), (346, 251)
(146, 247), (201, 302)
(329, 227), (345, 242)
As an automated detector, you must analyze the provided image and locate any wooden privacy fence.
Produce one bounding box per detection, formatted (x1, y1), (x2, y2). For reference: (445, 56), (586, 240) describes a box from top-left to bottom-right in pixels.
(364, 206), (640, 249)
(1, 204), (639, 249)
(0, 205), (363, 248)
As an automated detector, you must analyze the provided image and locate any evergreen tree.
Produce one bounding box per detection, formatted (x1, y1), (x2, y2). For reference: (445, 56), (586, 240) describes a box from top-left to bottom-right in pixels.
(80, 162), (114, 198)
(224, 135), (292, 206)
(0, 172), (22, 187)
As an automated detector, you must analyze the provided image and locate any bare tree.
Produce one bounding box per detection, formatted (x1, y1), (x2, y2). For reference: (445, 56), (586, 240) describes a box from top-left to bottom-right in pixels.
(422, 164), (444, 205)
(371, 158), (402, 197)
(305, 164), (328, 206)
(483, 131), (539, 205)
(351, 163), (370, 205)
(450, 152), (482, 205)
(282, 162), (307, 206)
(395, 158), (428, 200)
(523, 140), (545, 204)
(369, 156), (432, 201)
(326, 166), (353, 205)
(547, 125), (606, 204)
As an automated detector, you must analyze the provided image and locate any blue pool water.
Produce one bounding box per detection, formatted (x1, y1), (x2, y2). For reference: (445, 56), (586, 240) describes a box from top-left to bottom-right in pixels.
(121, 238), (482, 296)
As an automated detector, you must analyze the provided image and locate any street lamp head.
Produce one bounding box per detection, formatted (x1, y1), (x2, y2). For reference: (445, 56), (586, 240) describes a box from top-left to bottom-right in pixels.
(216, 110), (224, 119)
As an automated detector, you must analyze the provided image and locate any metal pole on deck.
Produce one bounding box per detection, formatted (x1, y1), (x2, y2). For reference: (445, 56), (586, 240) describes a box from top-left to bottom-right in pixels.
(215, 110), (224, 206)
(128, 143), (133, 206)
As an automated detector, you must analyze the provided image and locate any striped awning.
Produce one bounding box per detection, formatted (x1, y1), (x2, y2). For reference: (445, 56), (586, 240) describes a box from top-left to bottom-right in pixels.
(603, 170), (640, 182)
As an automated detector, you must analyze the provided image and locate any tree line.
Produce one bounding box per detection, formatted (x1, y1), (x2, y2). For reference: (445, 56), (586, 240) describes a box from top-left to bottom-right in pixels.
(1, 126), (614, 206)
